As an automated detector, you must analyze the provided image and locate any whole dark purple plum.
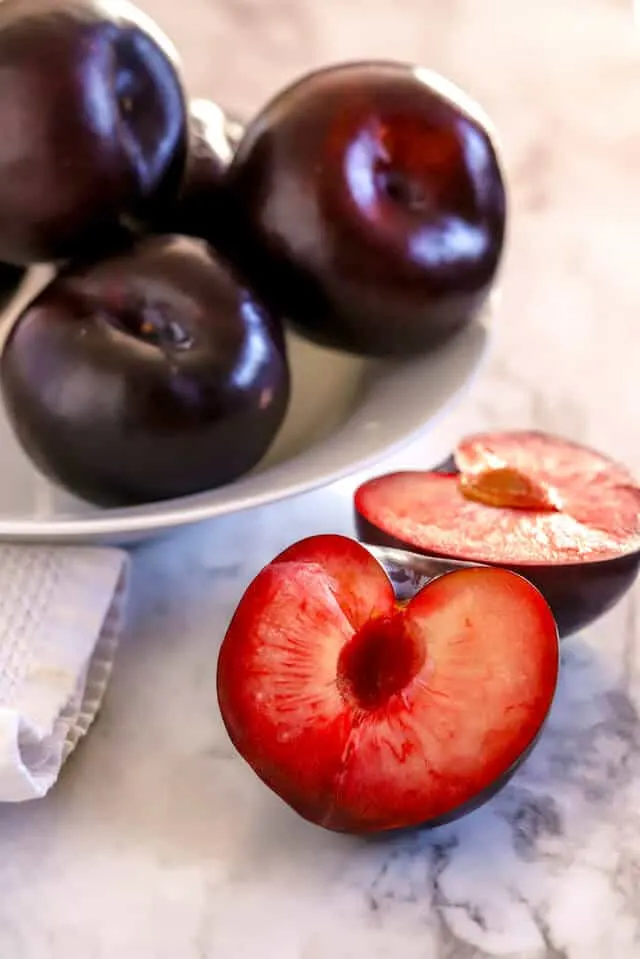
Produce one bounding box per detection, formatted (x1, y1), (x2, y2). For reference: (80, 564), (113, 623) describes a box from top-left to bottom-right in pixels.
(0, 0), (188, 264)
(0, 236), (290, 505)
(153, 99), (244, 241)
(225, 61), (507, 356)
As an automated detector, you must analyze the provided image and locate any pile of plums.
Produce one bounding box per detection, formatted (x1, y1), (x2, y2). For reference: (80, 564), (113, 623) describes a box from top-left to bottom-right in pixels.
(0, 0), (506, 506)
(5, 1), (638, 836)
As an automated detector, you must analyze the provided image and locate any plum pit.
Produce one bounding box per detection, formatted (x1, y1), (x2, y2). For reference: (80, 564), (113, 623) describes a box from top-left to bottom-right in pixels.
(458, 466), (562, 512)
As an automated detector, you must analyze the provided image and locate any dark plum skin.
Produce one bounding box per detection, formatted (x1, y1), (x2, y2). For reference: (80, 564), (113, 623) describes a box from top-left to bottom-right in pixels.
(0, 0), (188, 264)
(224, 61), (507, 357)
(0, 236), (290, 506)
(0, 263), (25, 309)
(355, 510), (640, 638)
(153, 99), (243, 242)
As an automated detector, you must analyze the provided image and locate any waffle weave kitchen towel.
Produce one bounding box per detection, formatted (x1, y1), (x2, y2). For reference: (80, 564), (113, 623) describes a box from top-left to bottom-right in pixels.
(0, 545), (129, 801)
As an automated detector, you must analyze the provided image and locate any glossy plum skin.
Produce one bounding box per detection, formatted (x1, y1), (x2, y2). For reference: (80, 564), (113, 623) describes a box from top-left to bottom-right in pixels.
(355, 512), (640, 638)
(225, 61), (506, 356)
(0, 236), (290, 506)
(0, 0), (188, 264)
(153, 99), (243, 241)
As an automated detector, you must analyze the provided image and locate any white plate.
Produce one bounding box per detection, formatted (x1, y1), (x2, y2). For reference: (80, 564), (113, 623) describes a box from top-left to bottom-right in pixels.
(0, 268), (492, 545)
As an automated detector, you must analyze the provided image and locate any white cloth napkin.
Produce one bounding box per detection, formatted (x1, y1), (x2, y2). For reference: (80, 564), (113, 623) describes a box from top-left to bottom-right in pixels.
(0, 545), (129, 802)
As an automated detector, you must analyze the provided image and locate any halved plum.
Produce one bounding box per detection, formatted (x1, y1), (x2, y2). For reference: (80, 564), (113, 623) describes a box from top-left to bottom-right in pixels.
(217, 534), (558, 834)
(355, 431), (640, 636)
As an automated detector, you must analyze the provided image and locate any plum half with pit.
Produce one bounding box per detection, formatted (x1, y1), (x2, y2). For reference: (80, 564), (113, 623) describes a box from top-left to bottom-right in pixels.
(217, 534), (558, 833)
(0, 236), (290, 506)
(0, 0), (188, 264)
(355, 431), (640, 636)
(152, 99), (244, 242)
(224, 61), (506, 356)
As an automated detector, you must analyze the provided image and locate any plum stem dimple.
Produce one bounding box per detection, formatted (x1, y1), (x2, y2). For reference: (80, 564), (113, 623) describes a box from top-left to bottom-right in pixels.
(376, 166), (430, 212)
(104, 302), (194, 351)
(459, 466), (562, 512)
(337, 612), (426, 711)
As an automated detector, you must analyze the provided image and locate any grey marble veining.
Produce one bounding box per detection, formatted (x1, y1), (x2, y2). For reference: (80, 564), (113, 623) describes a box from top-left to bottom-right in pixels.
(0, 0), (639, 956)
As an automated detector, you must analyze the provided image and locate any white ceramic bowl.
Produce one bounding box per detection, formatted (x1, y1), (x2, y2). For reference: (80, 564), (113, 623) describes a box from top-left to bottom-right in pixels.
(0, 268), (492, 545)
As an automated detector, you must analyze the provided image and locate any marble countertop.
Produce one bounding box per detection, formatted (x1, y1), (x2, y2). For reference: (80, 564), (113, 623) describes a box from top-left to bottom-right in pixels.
(2, 0), (640, 956)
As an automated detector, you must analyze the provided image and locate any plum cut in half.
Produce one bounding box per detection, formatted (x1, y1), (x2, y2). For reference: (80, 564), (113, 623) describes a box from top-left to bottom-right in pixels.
(0, 235), (290, 506)
(224, 61), (506, 357)
(217, 534), (558, 834)
(355, 431), (640, 637)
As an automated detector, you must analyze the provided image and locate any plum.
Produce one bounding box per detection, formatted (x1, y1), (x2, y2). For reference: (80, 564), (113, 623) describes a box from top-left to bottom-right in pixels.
(0, 263), (25, 309)
(224, 61), (506, 356)
(152, 98), (243, 241)
(0, 0), (188, 264)
(0, 235), (290, 506)
(217, 534), (558, 833)
(355, 431), (640, 636)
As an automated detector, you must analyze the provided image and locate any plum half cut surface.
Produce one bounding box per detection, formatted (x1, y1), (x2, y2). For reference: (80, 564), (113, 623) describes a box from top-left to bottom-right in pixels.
(224, 61), (506, 357)
(355, 431), (640, 637)
(217, 534), (558, 834)
(0, 235), (290, 507)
